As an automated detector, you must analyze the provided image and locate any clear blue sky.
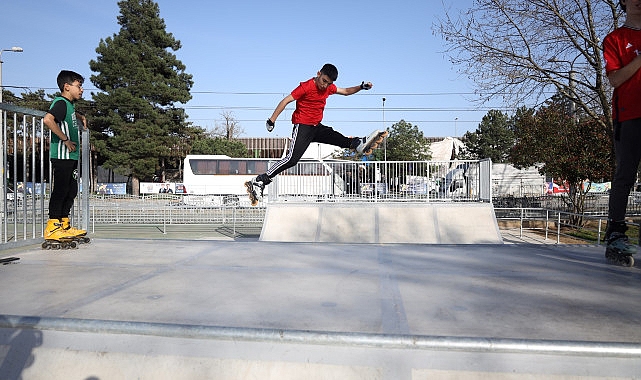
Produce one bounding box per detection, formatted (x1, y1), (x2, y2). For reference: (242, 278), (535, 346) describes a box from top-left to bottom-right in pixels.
(1, 0), (502, 138)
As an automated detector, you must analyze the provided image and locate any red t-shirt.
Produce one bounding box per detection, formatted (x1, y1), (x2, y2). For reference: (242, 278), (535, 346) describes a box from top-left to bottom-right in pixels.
(603, 26), (641, 122)
(290, 77), (337, 125)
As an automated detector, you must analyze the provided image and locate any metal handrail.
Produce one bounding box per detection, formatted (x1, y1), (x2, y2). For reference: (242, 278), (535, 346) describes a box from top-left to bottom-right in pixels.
(1, 314), (640, 358)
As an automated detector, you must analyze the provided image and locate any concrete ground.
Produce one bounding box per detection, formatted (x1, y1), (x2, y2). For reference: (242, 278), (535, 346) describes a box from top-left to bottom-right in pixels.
(0, 227), (640, 379)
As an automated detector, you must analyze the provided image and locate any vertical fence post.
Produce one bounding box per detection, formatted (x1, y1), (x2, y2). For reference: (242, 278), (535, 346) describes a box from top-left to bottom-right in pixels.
(81, 128), (90, 232)
(162, 206), (167, 235)
(545, 209), (549, 241)
(519, 207), (524, 238)
(557, 212), (561, 244)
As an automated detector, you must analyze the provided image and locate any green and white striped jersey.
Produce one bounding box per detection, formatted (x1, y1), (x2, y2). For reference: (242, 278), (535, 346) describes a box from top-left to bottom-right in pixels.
(48, 96), (80, 160)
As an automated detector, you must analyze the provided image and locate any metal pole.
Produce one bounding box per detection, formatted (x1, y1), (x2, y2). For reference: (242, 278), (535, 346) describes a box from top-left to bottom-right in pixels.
(382, 98), (386, 162)
(0, 47), (25, 104)
(557, 212), (561, 244)
(0, 48), (24, 240)
(545, 209), (549, 241)
(0, 52), (3, 104)
(2, 314), (640, 358)
(81, 128), (90, 232)
(1, 54), (5, 217)
(569, 70), (577, 123)
(548, 56), (578, 122)
(454, 117), (458, 137)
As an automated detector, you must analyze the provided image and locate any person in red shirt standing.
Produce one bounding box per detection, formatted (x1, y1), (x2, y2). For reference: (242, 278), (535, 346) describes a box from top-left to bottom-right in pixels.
(603, 0), (641, 265)
(245, 63), (385, 205)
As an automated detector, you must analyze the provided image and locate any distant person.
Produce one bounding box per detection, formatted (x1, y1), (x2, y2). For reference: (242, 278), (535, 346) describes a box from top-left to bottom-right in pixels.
(245, 63), (387, 205)
(43, 70), (88, 242)
(602, 0), (641, 265)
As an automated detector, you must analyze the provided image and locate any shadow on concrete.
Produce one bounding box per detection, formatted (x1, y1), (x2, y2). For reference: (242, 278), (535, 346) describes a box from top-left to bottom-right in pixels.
(0, 316), (43, 380)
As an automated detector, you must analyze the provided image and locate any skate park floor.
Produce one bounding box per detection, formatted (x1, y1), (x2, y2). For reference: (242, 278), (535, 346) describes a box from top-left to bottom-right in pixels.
(1, 228), (640, 379)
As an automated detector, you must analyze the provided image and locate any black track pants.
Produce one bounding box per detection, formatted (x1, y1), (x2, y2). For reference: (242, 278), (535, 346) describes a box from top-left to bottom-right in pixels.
(48, 159), (78, 220)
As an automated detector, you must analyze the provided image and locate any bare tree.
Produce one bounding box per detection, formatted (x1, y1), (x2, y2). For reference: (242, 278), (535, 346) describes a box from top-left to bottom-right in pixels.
(435, 0), (622, 131)
(211, 111), (244, 140)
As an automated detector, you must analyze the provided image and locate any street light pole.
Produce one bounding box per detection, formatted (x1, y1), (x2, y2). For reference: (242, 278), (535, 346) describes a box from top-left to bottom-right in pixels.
(454, 117), (458, 137)
(0, 46), (24, 103)
(569, 69), (576, 121)
(382, 97), (386, 162)
(548, 56), (578, 122)
(1, 47), (23, 206)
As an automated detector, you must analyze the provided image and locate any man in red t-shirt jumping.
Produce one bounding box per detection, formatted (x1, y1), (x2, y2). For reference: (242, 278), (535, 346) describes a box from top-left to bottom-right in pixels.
(602, 0), (641, 265)
(245, 63), (386, 205)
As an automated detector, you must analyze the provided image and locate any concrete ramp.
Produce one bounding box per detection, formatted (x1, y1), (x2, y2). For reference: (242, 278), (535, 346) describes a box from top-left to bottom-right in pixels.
(260, 202), (502, 244)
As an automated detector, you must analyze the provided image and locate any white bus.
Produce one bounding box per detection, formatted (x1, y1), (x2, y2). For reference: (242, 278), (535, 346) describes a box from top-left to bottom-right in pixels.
(182, 155), (346, 205)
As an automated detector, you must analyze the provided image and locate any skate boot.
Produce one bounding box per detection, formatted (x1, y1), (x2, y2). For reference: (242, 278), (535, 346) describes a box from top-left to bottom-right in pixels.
(42, 219), (78, 250)
(244, 173), (271, 206)
(355, 129), (388, 155)
(61, 217), (90, 244)
(605, 232), (636, 267)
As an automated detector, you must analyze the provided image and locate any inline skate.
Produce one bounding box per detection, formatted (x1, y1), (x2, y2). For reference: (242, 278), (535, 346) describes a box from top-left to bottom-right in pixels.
(605, 232), (636, 267)
(61, 217), (91, 244)
(42, 219), (78, 250)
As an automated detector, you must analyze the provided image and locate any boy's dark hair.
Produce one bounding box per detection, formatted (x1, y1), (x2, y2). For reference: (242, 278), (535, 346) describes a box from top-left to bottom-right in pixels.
(320, 63), (338, 82)
(619, 0), (626, 12)
(56, 70), (84, 91)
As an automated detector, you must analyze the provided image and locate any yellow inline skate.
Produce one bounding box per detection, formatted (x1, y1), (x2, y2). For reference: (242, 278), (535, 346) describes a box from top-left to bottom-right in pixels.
(61, 217), (91, 244)
(42, 219), (78, 250)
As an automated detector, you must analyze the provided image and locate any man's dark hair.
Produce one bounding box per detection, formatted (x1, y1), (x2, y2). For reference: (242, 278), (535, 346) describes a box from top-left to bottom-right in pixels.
(620, 0), (626, 12)
(56, 70), (84, 91)
(320, 63), (338, 82)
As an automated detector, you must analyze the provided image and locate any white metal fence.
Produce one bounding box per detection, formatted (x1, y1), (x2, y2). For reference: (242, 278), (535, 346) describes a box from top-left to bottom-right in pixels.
(89, 194), (265, 225)
(495, 207), (639, 246)
(268, 159), (492, 203)
(0, 103), (90, 248)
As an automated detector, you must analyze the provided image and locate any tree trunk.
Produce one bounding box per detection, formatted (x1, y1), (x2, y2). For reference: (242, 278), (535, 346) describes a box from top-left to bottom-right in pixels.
(132, 176), (140, 196)
(160, 158), (166, 182)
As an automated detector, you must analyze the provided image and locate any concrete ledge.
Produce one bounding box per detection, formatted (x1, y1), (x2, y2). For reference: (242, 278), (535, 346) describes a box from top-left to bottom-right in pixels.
(260, 202), (502, 244)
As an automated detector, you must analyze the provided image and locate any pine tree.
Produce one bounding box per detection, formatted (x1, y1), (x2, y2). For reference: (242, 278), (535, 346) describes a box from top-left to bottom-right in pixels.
(89, 0), (193, 194)
(373, 120), (431, 161)
(461, 110), (514, 163)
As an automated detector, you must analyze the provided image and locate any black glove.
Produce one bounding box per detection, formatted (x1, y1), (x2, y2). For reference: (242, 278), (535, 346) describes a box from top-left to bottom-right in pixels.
(266, 118), (275, 132)
(360, 81), (372, 90)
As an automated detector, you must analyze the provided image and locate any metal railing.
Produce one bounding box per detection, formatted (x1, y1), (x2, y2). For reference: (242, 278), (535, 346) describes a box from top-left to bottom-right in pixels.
(89, 194), (265, 236)
(268, 159), (492, 203)
(0, 103), (90, 248)
(495, 207), (640, 245)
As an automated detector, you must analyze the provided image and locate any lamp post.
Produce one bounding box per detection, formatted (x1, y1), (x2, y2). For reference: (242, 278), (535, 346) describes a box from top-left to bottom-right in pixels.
(0, 46), (24, 103)
(382, 97), (386, 162)
(548, 56), (578, 122)
(1, 47), (23, 205)
(454, 117), (458, 137)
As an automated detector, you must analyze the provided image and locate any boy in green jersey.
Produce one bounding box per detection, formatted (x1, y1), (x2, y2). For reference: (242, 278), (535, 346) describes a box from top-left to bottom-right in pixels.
(42, 70), (87, 241)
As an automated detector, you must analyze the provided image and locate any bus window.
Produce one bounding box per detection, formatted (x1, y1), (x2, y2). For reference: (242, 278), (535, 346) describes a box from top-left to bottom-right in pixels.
(187, 158), (271, 176)
(219, 160), (231, 175)
(191, 160), (217, 175)
(237, 161), (247, 175)
(229, 161), (241, 174)
(284, 162), (324, 175)
(247, 160), (268, 174)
